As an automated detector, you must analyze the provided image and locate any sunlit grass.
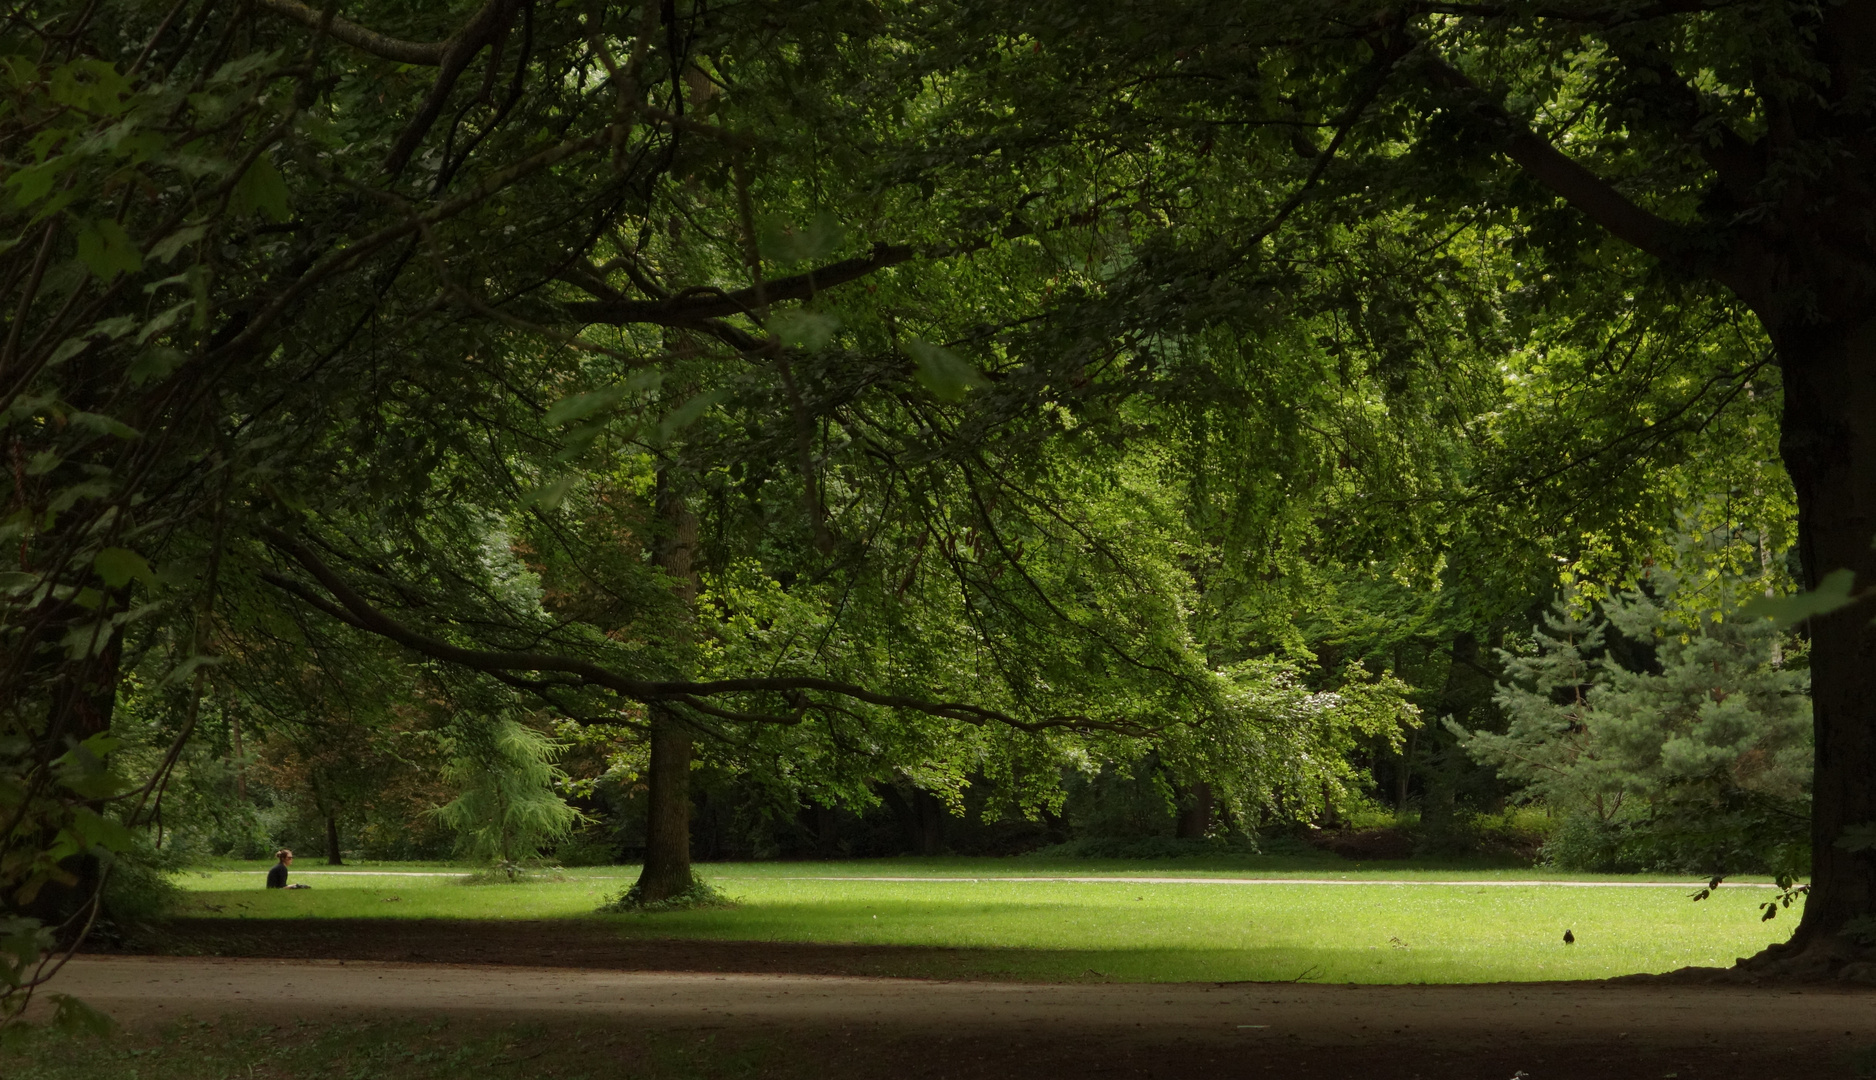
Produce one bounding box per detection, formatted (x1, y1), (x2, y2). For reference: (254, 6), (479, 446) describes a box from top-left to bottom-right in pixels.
(169, 858), (1796, 984)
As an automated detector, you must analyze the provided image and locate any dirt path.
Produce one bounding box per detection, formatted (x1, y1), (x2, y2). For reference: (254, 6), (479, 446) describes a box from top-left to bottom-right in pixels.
(44, 955), (1876, 1078)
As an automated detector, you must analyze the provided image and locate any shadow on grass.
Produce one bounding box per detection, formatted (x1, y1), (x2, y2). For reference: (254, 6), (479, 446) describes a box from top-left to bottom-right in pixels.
(104, 915), (1645, 985)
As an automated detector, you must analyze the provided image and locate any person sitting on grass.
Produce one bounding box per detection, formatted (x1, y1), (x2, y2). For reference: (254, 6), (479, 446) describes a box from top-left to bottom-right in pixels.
(266, 849), (311, 889)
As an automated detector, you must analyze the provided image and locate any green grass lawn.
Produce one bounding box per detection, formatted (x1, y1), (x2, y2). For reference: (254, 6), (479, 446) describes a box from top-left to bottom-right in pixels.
(169, 857), (1796, 984)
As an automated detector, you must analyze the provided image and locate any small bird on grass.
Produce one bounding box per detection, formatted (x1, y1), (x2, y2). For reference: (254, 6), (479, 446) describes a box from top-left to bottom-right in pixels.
(1563, 929), (1575, 945)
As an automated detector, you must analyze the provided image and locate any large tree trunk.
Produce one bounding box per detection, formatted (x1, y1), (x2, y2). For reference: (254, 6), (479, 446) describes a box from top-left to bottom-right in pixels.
(1757, 313), (1876, 974)
(13, 638), (124, 935)
(630, 475), (701, 903)
(636, 704), (696, 900)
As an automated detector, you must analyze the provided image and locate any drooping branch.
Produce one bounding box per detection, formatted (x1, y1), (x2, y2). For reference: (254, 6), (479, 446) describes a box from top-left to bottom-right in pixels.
(257, 526), (1156, 736)
(563, 243), (916, 326)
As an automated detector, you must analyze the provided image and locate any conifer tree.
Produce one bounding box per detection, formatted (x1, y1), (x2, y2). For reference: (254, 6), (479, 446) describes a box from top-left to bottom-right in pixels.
(435, 718), (583, 878)
(1456, 575), (1809, 874)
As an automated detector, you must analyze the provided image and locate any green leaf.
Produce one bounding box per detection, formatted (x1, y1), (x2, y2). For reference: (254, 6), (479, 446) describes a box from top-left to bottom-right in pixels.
(48, 58), (130, 114)
(68, 807), (135, 852)
(90, 314), (138, 339)
(148, 223), (207, 264)
(47, 337), (90, 366)
(1739, 568), (1858, 625)
(5, 156), (76, 208)
(65, 411), (140, 439)
(128, 346), (187, 386)
(553, 419), (628, 462)
(74, 219), (143, 280)
(0, 571), (39, 595)
(758, 210), (846, 263)
(54, 735), (130, 797)
(768, 309), (840, 351)
(47, 993), (118, 1036)
(528, 475), (579, 509)
(60, 618), (116, 659)
(157, 653), (223, 689)
(544, 387), (627, 427)
(906, 338), (986, 401)
(657, 388), (729, 440)
(135, 301), (194, 345)
(231, 155), (290, 221)
(93, 546), (154, 589)
(0, 915), (52, 976)
(1836, 821), (1876, 854)
(544, 370), (666, 428)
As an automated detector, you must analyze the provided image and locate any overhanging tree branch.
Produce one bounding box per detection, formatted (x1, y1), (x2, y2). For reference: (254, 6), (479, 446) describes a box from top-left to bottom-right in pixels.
(1418, 51), (1690, 271)
(257, 526), (1156, 736)
(563, 243), (916, 326)
(255, 0), (451, 64)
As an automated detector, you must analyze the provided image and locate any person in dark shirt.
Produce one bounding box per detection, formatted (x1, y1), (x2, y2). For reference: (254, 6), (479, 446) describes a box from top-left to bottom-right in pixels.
(266, 849), (293, 888)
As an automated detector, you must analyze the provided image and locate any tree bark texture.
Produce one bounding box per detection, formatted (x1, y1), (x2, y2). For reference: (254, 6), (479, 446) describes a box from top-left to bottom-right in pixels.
(637, 704), (695, 901)
(13, 638), (123, 931)
(630, 474), (701, 903)
(1453, 0), (1876, 963)
(1769, 314), (1876, 965)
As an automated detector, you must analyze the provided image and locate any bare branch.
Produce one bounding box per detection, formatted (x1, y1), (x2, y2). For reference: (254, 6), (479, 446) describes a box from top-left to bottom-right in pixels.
(564, 242), (916, 326)
(254, 0), (448, 64)
(1420, 52), (1686, 268)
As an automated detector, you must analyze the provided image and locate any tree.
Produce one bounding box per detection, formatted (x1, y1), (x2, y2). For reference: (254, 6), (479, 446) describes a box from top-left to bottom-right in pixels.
(875, 0), (1870, 973)
(1457, 574), (1810, 875)
(435, 716), (583, 875)
(2, 0), (1421, 955)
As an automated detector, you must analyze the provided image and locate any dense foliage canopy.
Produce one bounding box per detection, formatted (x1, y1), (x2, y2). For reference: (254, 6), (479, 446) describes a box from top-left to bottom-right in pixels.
(6, 0), (1876, 1014)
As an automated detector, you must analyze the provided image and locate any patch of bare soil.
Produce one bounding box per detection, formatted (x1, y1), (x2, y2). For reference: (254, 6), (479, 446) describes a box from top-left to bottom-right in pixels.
(39, 954), (1876, 1079)
(74, 921), (1876, 1077)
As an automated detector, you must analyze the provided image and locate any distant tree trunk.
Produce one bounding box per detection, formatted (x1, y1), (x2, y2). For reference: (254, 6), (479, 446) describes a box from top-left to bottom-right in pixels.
(811, 803), (840, 857)
(230, 708), (247, 803)
(913, 789), (948, 855)
(878, 785), (948, 855)
(1175, 782), (1213, 839)
(1394, 729), (1415, 809)
(307, 771), (343, 865)
(630, 474), (701, 903)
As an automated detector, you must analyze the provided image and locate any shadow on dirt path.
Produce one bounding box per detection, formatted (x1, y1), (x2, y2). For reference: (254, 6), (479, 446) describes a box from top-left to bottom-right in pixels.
(41, 947), (1876, 1080)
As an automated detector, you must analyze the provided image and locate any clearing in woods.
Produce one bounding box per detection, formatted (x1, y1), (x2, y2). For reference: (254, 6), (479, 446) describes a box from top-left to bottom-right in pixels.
(12, 859), (1867, 1078)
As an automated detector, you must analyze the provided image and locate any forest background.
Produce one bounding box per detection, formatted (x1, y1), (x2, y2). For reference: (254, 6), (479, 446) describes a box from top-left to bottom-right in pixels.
(6, 0), (1870, 1008)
